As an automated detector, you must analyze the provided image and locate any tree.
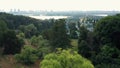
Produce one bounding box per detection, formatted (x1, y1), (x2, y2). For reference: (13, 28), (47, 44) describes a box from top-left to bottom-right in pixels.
(19, 24), (38, 38)
(2, 30), (23, 54)
(94, 14), (120, 49)
(41, 29), (52, 40)
(42, 19), (71, 50)
(17, 32), (25, 39)
(30, 35), (51, 58)
(92, 14), (120, 67)
(0, 20), (8, 32)
(78, 26), (92, 58)
(18, 25), (26, 33)
(50, 19), (71, 50)
(40, 49), (94, 68)
(68, 23), (78, 39)
(78, 40), (91, 58)
(0, 20), (8, 46)
(78, 26), (88, 43)
(93, 45), (120, 68)
(15, 45), (38, 65)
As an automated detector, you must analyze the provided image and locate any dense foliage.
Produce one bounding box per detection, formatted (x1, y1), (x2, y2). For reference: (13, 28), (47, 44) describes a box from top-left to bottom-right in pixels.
(68, 22), (78, 39)
(19, 24), (38, 38)
(40, 49), (94, 68)
(1, 12), (120, 68)
(94, 14), (120, 49)
(42, 19), (71, 51)
(78, 26), (93, 58)
(30, 35), (51, 58)
(77, 14), (120, 68)
(0, 20), (8, 46)
(92, 14), (120, 67)
(0, 20), (23, 54)
(0, 12), (54, 38)
(15, 45), (38, 65)
(2, 30), (23, 54)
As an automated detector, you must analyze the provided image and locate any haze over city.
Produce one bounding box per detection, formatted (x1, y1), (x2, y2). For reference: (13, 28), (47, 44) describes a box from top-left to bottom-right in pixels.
(0, 0), (120, 11)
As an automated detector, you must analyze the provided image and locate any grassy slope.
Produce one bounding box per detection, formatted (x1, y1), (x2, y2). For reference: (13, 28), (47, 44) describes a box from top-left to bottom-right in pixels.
(71, 39), (78, 47)
(0, 54), (40, 68)
(71, 39), (78, 51)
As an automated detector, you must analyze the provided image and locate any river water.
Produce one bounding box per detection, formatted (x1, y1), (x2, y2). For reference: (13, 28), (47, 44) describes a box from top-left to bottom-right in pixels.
(29, 15), (69, 20)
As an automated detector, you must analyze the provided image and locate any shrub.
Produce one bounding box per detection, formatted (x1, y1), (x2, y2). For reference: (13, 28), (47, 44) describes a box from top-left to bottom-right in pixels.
(15, 45), (38, 65)
(30, 35), (51, 58)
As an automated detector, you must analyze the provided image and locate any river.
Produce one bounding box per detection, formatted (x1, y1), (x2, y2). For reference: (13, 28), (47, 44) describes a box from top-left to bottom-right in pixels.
(29, 15), (69, 20)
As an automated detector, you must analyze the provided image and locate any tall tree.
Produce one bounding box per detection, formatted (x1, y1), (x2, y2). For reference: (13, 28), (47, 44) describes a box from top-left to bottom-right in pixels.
(49, 19), (71, 50)
(68, 23), (78, 39)
(0, 20), (8, 47)
(78, 26), (92, 58)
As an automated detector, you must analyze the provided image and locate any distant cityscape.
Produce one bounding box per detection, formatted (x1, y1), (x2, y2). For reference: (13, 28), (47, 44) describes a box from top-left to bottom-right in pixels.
(0, 9), (120, 16)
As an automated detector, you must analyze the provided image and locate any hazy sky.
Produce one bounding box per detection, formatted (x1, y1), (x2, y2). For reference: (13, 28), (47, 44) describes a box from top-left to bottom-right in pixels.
(0, 0), (120, 11)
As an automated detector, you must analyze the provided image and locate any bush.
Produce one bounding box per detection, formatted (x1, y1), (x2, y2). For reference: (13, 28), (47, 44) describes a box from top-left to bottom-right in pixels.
(30, 35), (52, 58)
(15, 45), (38, 65)
(40, 49), (94, 68)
